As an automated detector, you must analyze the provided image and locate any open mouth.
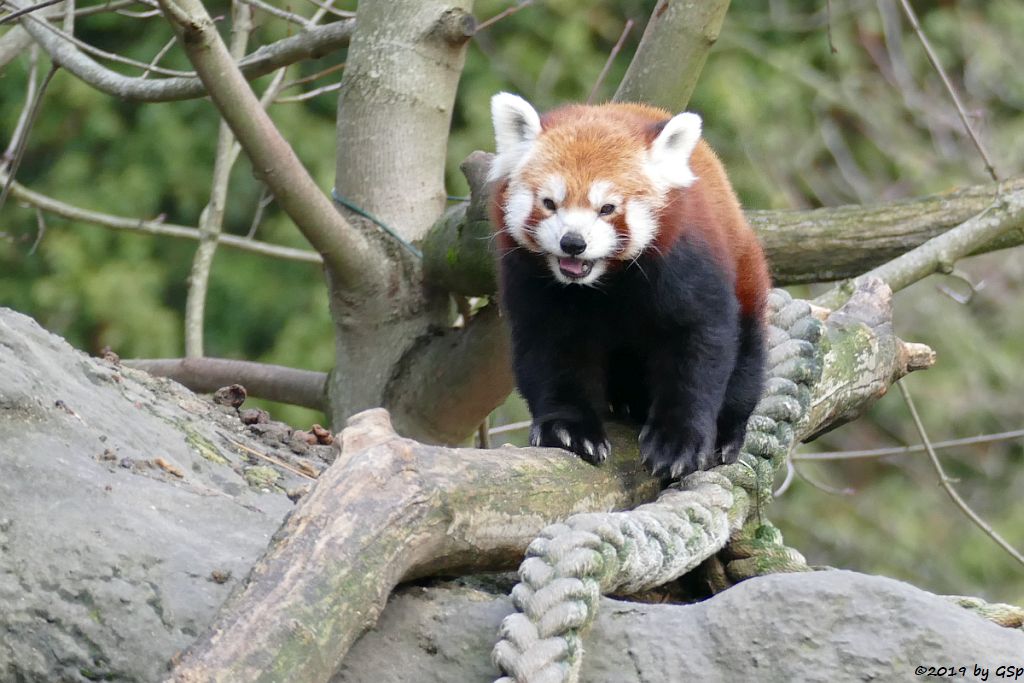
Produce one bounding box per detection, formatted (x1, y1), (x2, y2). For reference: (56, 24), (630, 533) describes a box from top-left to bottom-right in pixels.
(557, 257), (595, 280)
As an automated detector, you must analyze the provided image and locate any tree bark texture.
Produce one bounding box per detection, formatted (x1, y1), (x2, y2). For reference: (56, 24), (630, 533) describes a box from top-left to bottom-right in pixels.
(168, 282), (933, 683)
(325, 0), (476, 438)
(613, 0), (731, 112)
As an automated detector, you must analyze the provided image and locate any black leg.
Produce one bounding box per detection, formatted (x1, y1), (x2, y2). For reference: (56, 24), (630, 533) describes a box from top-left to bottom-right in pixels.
(634, 241), (740, 479)
(607, 348), (650, 424)
(500, 253), (611, 464)
(716, 313), (767, 461)
(639, 319), (738, 478)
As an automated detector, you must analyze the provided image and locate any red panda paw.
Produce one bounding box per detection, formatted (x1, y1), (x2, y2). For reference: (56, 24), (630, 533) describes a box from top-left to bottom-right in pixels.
(529, 418), (610, 465)
(639, 420), (717, 479)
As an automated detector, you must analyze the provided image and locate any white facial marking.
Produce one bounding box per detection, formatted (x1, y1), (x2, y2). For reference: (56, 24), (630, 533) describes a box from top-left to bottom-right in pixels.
(489, 93), (543, 182)
(588, 180), (617, 208)
(542, 175), (567, 205)
(622, 198), (657, 259)
(503, 183), (535, 247)
(534, 207), (618, 262)
(646, 111), (702, 190)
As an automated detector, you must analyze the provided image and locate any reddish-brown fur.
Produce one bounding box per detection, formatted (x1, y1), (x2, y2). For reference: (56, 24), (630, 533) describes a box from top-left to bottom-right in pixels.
(492, 102), (770, 318)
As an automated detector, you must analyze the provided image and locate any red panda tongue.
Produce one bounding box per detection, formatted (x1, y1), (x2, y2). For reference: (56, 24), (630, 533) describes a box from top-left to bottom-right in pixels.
(558, 257), (588, 277)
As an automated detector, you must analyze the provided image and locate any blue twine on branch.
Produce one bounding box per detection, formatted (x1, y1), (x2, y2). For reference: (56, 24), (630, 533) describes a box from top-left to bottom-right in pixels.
(330, 187), (423, 259)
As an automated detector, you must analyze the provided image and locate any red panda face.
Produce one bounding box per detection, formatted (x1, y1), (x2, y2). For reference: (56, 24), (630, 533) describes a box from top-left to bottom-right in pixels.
(489, 93), (702, 285)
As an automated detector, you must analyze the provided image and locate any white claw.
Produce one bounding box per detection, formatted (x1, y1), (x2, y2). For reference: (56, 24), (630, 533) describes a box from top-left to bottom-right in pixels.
(638, 425), (650, 443)
(529, 425), (541, 447)
(583, 440), (595, 457)
(596, 442), (610, 462)
(554, 427), (572, 448)
(670, 460), (685, 479)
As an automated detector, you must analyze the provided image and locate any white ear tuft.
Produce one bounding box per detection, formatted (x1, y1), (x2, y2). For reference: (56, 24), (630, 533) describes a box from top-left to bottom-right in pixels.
(648, 112), (702, 188)
(488, 92), (542, 182)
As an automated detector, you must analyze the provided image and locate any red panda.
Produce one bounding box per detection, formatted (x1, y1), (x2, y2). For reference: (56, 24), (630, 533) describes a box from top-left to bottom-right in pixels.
(488, 93), (771, 478)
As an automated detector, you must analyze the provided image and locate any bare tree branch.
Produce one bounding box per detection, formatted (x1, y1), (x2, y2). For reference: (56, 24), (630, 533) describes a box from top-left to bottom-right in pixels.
(10, 1), (354, 101)
(154, 0), (376, 290)
(1, 173), (323, 264)
(898, 383), (1024, 568)
(168, 280), (933, 680)
(896, 0), (998, 181)
(124, 358), (327, 410)
(0, 25), (34, 68)
(184, 0), (252, 358)
(425, 158), (1024, 298)
(613, 0), (731, 111)
(815, 183), (1024, 309)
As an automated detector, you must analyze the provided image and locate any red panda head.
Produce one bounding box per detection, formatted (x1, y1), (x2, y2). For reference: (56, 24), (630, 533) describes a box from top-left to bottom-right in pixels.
(489, 93), (702, 285)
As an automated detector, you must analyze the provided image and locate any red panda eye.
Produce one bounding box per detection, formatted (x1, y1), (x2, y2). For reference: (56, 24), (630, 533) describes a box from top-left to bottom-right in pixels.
(542, 198), (557, 211)
(599, 204), (616, 216)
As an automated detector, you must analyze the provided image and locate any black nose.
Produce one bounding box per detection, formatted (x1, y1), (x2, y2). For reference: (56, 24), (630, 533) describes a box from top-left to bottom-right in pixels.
(560, 232), (587, 256)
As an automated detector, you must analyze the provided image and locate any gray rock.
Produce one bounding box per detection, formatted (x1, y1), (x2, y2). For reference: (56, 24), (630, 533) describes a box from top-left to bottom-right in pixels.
(336, 571), (1024, 683)
(4, 307), (1022, 682)
(0, 309), (302, 682)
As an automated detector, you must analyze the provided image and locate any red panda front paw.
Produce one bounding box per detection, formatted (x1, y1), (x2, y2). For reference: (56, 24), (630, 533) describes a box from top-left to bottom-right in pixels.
(529, 418), (610, 465)
(639, 419), (716, 479)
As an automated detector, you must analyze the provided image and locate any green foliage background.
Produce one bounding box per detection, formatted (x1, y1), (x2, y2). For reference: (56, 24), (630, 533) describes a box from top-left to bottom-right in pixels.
(1, 1), (1022, 603)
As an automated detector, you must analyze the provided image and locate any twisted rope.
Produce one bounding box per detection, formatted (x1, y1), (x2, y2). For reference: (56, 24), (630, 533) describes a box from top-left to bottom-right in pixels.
(492, 289), (823, 683)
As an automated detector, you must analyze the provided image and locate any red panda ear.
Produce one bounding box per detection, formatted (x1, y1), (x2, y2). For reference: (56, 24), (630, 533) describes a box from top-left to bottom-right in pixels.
(489, 92), (542, 182)
(647, 112), (702, 189)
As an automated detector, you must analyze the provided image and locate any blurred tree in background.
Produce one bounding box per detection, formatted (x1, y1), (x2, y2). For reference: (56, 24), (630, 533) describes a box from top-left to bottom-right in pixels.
(1, 0), (1021, 603)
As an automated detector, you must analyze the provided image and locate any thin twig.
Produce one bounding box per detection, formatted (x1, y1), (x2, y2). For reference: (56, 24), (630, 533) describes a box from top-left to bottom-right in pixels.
(237, 0), (311, 28)
(29, 206), (46, 254)
(475, 0), (531, 32)
(796, 428), (1024, 461)
(898, 382), (1024, 568)
(141, 35), (177, 79)
(2, 44), (38, 166)
(278, 60), (344, 91)
(273, 80), (340, 103)
(587, 18), (634, 104)
(245, 185), (273, 238)
(225, 437), (317, 480)
(896, 0), (998, 181)
(184, 0), (252, 358)
(0, 0), (63, 24)
(302, 0), (351, 19)
(0, 63), (58, 214)
(792, 463), (855, 496)
(22, 11), (195, 76)
(488, 419), (531, 436)
(0, 174), (323, 264)
(824, 0), (836, 53)
(477, 416), (490, 449)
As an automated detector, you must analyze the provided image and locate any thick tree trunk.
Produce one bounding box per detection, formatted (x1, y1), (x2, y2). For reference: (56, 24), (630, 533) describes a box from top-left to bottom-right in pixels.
(326, 0), (475, 439)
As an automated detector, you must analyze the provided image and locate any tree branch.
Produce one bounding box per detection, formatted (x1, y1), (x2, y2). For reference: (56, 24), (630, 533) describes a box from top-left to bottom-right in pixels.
(613, 0), (731, 111)
(815, 182), (1024, 309)
(184, 0), (252, 358)
(124, 358), (327, 410)
(11, 1), (354, 102)
(168, 282), (932, 680)
(384, 303), (513, 444)
(424, 159), (1024, 296)
(1, 173), (323, 264)
(154, 0), (376, 291)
